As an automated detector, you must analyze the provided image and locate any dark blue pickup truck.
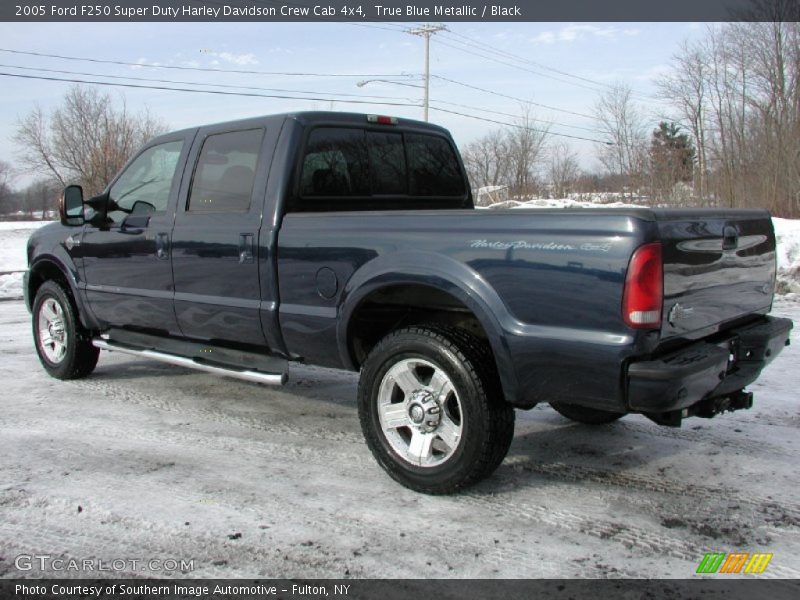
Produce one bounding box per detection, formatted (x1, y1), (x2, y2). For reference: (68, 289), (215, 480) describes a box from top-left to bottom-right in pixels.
(25, 112), (793, 493)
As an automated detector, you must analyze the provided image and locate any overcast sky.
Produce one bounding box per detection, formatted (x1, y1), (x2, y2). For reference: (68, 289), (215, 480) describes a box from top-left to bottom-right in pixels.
(0, 21), (704, 187)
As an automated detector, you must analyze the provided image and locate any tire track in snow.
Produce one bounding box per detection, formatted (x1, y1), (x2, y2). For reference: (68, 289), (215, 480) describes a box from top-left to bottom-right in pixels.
(501, 457), (800, 521)
(71, 376), (364, 445)
(0, 487), (604, 578)
(456, 490), (800, 578)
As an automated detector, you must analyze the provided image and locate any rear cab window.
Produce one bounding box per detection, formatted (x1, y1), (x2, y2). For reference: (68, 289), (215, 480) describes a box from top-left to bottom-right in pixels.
(291, 124), (469, 212)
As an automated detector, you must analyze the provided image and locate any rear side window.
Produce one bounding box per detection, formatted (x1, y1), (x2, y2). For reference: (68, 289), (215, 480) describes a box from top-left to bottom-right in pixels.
(294, 127), (467, 211)
(299, 128), (368, 197)
(188, 128), (264, 212)
(368, 132), (406, 195)
(406, 134), (465, 196)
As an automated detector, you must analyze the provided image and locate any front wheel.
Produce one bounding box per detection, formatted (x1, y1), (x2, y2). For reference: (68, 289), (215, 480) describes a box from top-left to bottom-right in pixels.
(358, 326), (515, 494)
(32, 281), (99, 380)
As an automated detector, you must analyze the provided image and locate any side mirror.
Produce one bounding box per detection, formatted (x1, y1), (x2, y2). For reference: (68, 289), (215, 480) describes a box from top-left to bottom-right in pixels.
(60, 185), (85, 226)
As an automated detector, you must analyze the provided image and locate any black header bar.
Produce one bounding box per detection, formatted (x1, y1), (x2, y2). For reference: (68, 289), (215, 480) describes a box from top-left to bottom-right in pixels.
(3, 0), (797, 23)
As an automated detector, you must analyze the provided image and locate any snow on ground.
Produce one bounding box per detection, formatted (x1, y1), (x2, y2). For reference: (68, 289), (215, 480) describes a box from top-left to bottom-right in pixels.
(774, 218), (800, 296)
(0, 217), (799, 578)
(484, 197), (641, 210)
(0, 221), (48, 300)
(0, 299), (798, 578)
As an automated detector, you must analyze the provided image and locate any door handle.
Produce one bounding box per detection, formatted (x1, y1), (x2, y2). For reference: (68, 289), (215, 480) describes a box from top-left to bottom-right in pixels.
(156, 232), (170, 260)
(239, 233), (254, 264)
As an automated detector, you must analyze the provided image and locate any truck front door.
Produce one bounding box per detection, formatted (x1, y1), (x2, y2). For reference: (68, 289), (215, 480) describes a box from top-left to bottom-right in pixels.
(80, 133), (193, 334)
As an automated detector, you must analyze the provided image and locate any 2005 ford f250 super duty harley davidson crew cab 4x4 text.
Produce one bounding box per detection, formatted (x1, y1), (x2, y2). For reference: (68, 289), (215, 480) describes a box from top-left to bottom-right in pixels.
(25, 112), (793, 493)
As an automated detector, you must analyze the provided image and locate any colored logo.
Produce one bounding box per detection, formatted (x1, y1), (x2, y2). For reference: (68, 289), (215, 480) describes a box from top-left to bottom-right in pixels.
(696, 552), (773, 574)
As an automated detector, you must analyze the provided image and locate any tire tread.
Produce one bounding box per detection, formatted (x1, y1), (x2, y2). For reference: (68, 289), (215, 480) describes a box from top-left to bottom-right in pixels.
(358, 324), (514, 494)
(33, 280), (99, 380)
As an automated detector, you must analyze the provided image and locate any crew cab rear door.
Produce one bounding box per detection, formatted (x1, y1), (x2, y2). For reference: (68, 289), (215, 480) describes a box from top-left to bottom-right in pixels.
(171, 120), (274, 347)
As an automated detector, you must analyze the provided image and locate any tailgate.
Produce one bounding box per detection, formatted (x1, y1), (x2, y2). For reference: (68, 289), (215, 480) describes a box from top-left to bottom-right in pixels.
(654, 209), (776, 341)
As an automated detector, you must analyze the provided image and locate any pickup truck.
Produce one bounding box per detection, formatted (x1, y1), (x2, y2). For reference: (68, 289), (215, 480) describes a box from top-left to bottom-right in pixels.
(25, 111), (793, 494)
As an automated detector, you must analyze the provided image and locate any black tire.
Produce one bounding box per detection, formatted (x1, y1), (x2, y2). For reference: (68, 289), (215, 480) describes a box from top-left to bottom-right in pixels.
(32, 280), (99, 380)
(551, 402), (624, 425)
(358, 325), (515, 494)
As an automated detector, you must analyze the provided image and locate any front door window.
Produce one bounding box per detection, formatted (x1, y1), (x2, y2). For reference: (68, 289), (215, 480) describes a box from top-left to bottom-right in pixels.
(107, 140), (184, 224)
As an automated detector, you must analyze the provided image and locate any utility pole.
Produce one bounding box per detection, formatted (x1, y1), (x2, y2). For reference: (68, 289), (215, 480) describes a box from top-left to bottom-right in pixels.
(407, 24), (446, 122)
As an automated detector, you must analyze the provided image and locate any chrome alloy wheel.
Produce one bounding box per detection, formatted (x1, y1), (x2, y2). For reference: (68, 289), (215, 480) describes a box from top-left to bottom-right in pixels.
(37, 297), (68, 364)
(377, 358), (463, 467)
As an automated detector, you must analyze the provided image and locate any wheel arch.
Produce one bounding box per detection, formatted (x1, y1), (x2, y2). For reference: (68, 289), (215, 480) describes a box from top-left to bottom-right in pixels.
(337, 252), (520, 406)
(27, 255), (98, 331)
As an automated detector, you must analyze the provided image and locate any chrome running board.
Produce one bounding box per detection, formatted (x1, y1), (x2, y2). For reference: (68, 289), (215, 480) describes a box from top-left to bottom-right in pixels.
(92, 339), (287, 385)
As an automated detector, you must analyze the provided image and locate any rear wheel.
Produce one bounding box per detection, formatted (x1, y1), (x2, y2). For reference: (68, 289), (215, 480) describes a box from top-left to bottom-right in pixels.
(358, 326), (515, 494)
(32, 281), (99, 380)
(551, 402), (624, 425)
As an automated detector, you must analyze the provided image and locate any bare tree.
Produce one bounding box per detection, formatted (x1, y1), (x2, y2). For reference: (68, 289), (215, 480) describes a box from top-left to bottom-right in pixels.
(548, 142), (581, 199)
(657, 39), (711, 202)
(18, 179), (60, 220)
(505, 104), (550, 196)
(14, 85), (166, 197)
(0, 160), (13, 215)
(663, 19), (800, 215)
(594, 83), (647, 198)
(462, 129), (510, 190)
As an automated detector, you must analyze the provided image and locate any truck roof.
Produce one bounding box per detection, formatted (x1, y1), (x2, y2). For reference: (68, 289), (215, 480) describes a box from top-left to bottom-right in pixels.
(155, 111), (450, 143)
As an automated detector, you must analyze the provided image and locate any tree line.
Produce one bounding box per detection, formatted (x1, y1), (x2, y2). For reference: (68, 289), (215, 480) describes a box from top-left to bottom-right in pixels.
(2, 15), (798, 218)
(464, 18), (799, 217)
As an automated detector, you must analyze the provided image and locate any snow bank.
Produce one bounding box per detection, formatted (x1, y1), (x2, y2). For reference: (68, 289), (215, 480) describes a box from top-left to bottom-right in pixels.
(0, 221), (50, 300)
(483, 197), (640, 210)
(774, 217), (800, 297)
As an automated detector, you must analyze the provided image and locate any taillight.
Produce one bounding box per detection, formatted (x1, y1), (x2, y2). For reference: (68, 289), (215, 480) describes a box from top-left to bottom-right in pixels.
(622, 242), (663, 329)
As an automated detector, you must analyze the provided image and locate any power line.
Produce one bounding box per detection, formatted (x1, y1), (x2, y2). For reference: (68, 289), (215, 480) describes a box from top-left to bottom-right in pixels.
(351, 22), (612, 95)
(0, 71), (421, 108)
(0, 70), (613, 144)
(429, 106), (613, 145)
(439, 34), (613, 94)
(345, 24), (612, 128)
(428, 98), (606, 135)
(0, 63), (417, 102)
(439, 30), (670, 105)
(0, 47), (415, 79)
(434, 38), (609, 95)
(441, 30), (655, 100)
(432, 74), (599, 121)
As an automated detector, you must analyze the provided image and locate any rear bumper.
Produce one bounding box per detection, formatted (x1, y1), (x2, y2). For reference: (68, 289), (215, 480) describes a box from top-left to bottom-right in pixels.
(627, 316), (793, 413)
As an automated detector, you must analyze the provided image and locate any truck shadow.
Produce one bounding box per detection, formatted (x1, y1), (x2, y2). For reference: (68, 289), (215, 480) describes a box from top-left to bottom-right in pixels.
(475, 408), (742, 499)
(89, 358), (735, 500)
